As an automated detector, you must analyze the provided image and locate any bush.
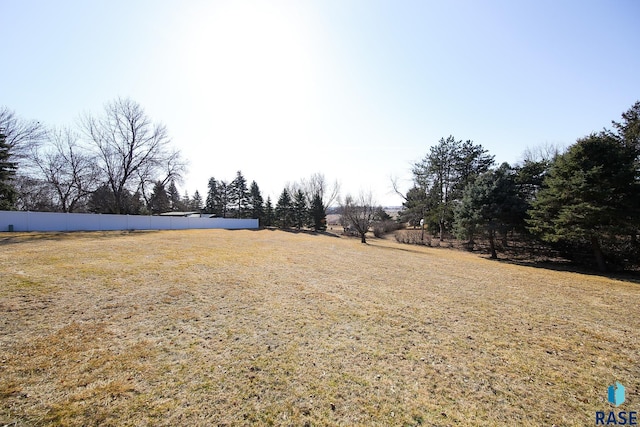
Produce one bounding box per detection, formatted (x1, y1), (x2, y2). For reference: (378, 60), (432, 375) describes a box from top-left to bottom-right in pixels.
(372, 220), (402, 238)
(395, 229), (431, 246)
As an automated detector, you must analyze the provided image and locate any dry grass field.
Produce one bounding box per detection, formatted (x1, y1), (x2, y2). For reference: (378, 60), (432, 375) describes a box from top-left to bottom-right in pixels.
(1, 229), (638, 426)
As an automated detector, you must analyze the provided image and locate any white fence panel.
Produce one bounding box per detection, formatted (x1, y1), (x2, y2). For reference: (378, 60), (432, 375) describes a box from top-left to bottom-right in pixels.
(0, 211), (258, 232)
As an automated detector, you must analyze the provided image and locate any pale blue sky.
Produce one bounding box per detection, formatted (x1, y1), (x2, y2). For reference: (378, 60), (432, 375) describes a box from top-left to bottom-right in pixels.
(2, 0), (639, 205)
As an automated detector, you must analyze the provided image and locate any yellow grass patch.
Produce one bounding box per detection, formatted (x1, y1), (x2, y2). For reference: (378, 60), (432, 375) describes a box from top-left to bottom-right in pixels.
(0, 229), (638, 426)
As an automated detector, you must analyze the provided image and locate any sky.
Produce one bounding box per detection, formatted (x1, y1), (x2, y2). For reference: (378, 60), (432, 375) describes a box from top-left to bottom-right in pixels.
(2, 0), (639, 206)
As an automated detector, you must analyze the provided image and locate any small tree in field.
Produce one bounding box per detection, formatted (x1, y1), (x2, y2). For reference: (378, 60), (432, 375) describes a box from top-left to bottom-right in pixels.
(340, 191), (376, 243)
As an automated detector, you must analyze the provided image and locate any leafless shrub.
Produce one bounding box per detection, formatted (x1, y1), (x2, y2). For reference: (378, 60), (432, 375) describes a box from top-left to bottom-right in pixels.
(372, 220), (402, 238)
(395, 229), (431, 246)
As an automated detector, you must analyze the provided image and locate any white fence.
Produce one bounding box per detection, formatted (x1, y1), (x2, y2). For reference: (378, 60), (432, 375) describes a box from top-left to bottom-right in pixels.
(0, 211), (258, 232)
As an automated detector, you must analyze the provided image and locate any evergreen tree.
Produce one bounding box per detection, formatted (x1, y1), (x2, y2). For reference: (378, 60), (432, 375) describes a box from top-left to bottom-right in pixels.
(230, 171), (250, 218)
(515, 159), (552, 204)
(293, 189), (308, 230)
(264, 196), (274, 227)
(167, 179), (181, 211)
(205, 177), (219, 215)
(398, 186), (428, 227)
(0, 129), (18, 210)
(412, 136), (494, 240)
(455, 139), (495, 195)
(374, 207), (392, 221)
(275, 189), (294, 228)
(191, 190), (203, 212)
(180, 191), (190, 212)
(527, 132), (640, 271)
(309, 192), (327, 231)
(454, 163), (527, 258)
(129, 190), (146, 215)
(88, 183), (117, 214)
(148, 181), (171, 214)
(205, 177), (231, 217)
(612, 100), (640, 153)
(218, 180), (231, 218)
(248, 180), (264, 222)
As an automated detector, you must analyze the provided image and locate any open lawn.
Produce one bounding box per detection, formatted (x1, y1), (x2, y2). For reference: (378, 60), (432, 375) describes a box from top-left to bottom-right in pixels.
(1, 229), (638, 426)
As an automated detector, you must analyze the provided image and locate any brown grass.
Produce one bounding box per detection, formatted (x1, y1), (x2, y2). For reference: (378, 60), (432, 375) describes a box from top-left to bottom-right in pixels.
(0, 229), (638, 426)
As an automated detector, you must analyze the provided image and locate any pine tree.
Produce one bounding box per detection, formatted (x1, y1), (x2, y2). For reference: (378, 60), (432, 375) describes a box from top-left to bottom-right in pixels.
(180, 191), (190, 212)
(205, 177), (230, 217)
(218, 180), (231, 218)
(398, 186), (428, 227)
(205, 177), (219, 215)
(293, 189), (308, 230)
(191, 190), (203, 212)
(264, 196), (274, 227)
(412, 136), (494, 240)
(248, 181), (264, 223)
(612, 100), (640, 152)
(230, 171), (250, 218)
(167, 179), (181, 211)
(0, 129), (17, 210)
(454, 163), (526, 258)
(148, 181), (171, 214)
(88, 184), (117, 214)
(275, 189), (294, 228)
(309, 192), (327, 231)
(527, 132), (640, 271)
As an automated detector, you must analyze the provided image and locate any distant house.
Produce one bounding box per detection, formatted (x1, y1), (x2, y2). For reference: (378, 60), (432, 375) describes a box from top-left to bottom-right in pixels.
(158, 212), (201, 218)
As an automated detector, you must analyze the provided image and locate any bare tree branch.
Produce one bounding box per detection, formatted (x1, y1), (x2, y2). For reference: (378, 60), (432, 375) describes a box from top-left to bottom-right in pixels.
(80, 98), (186, 214)
(340, 190), (376, 243)
(31, 127), (99, 212)
(0, 106), (46, 164)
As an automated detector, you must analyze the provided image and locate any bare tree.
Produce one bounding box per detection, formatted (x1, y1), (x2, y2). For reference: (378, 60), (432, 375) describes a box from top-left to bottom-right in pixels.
(340, 191), (376, 243)
(31, 127), (99, 212)
(12, 175), (57, 211)
(520, 142), (563, 164)
(288, 172), (340, 209)
(136, 146), (187, 206)
(0, 106), (46, 164)
(80, 98), (186, 214)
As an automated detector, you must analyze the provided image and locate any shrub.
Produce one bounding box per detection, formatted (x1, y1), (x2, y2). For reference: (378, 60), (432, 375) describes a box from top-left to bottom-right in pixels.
(372, 220), (402, 238)
(395, 229), (431, 246)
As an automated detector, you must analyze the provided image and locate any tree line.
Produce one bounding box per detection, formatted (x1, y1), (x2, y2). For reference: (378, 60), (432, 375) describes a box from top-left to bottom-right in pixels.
(2, 97), (638, 270)
(397, 102), (640, 271)
(0, 97), (351, 236)
(203, 171), (340, 233)
(0, 98), (189, 214)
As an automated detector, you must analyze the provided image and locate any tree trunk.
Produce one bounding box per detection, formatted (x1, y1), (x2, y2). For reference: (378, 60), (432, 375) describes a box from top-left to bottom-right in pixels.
(591, 235), (607, 272)
(489, 230), (497, 259)
(439, 220), (444, 242)
(360, 232), (367, 244)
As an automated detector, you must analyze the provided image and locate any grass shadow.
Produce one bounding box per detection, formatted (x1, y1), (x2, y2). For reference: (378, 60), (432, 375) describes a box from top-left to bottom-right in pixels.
(492, 256), (640, 285)
(0, 230), (159, 246)
(261, 227), (342, 238)
(363, 238), (433, 256)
